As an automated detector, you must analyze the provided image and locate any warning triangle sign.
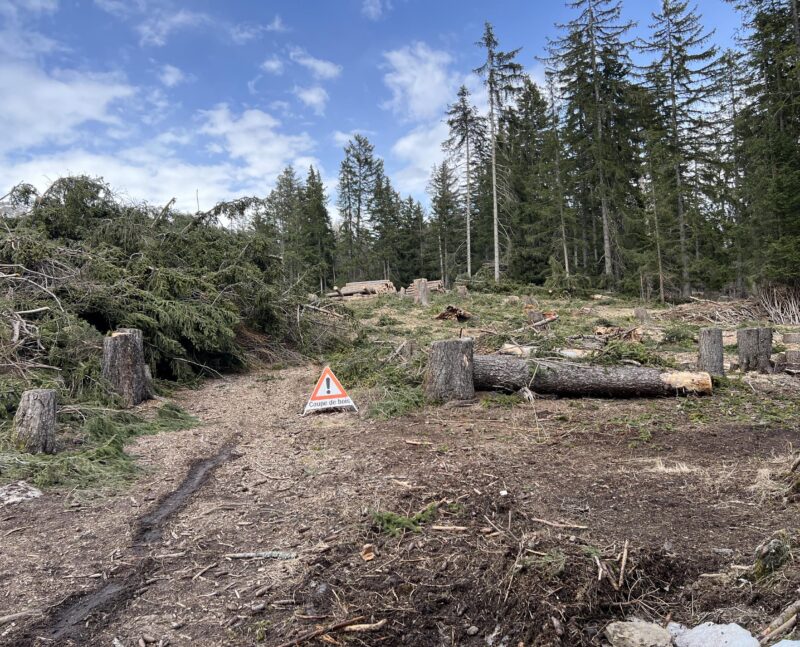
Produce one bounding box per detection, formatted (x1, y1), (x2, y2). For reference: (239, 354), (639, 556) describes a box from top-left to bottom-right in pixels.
(303, 366), (357, 415)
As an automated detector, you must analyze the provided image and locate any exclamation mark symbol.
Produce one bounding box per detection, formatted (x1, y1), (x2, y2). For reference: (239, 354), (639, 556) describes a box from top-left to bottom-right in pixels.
(325, 377), (331, 395)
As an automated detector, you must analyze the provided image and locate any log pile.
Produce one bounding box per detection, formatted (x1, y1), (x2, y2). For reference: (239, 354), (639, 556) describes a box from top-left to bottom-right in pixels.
(326, 280), (396, 300)
(405, 279), (444, 298)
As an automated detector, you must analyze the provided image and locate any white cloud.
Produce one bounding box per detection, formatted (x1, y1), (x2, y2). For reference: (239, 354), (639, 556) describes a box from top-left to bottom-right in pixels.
(200, 104), (316, 181)
(331, 129), (374, 147)
(289, 47), (341, 80)
(158, 63), (188, 87)
(391, 121), (448, 196)
(0, 62), (135, 154)
(266, 14), (288, 32)
(0, 147), (239, 212)
(293, 85), (329, 116)
(362, 0), (391, 20)
(383, 42), (456, 122)
(137, 9), (210, 47)
(260, 56), (283, 75)
(0, 0), (61, 60)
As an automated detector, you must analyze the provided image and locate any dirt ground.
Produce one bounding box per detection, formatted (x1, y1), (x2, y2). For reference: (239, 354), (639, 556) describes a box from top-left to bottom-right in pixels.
(2, 361), (799, 646)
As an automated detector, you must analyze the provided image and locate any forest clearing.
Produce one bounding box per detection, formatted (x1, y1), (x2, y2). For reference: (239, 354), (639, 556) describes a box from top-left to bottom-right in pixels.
(3, 0), (800, 644)
(3, 282), (800, 646)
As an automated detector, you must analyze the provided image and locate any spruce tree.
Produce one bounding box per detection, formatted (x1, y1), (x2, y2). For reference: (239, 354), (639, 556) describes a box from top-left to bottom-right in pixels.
(428, 161), (462, 287)
(443, 85), (487, 277)
(475, 22), (525, 282)
(641, 0), (721, 297)
(548, 0), (635, 282)
(336, 135), (383, 281)
(301, 167), (336, 291)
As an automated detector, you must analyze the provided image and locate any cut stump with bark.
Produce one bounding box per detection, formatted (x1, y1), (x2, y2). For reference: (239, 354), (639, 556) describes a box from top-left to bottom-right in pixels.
(103, 328), (152, 407)
(472, 356), (712, 398)
(425, 338), (474, 403)
(634, 307), (649, 323)
(414, 279), (430, 307)
(737, 327), (773, 374)
(13, 389), (57, 454)
(698, 328), (724, 376)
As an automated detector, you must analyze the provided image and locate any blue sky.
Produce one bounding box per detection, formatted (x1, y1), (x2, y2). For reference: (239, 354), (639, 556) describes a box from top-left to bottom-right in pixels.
(0, 0), (740, 215)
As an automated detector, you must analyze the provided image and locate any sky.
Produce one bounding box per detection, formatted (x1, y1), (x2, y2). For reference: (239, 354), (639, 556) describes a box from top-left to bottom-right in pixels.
(0, 0), (741, 216)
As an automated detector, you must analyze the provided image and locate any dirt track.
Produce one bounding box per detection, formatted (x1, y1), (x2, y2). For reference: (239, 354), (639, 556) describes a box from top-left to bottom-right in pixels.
(1, 366), (799, 646)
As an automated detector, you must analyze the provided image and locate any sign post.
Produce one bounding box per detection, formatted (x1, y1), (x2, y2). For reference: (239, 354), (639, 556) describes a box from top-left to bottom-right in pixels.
(303, 366), (357, 415)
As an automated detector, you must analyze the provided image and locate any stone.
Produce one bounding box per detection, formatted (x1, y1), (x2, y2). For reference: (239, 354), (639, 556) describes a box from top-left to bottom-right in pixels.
(670, 622), (758, 647)
(466, 625), (479, 636)
(605, 619), (671, 647)
(0, 480), (42, 505)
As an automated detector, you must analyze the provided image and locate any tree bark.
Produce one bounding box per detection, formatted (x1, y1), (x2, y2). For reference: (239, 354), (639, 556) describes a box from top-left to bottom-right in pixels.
(737, 327), (773, 374)
(414, 279), (430, 307)
(473, 356), (712, 397)
(13, 389), (57, 454)
(103, 328), (152, 407)
(698, 328), (724, 376)
(425, 338), (475, 402)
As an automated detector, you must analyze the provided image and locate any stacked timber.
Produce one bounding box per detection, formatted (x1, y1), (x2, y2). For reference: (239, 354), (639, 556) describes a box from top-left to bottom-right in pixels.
(326, 280), (396, 301)
(405, 279), (444, 297)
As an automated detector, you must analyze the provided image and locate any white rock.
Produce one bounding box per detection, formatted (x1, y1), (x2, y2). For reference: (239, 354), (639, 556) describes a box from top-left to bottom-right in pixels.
(672, 622), (758, 647)
(0, 480), (42, 505)
(605, 619), (672, 647)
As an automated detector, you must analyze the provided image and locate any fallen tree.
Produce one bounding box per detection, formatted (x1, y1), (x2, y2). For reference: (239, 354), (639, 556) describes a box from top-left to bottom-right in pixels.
(472, 355), (712, 398)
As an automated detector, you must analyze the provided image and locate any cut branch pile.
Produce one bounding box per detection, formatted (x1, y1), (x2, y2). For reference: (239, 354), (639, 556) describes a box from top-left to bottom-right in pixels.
(654, 298), (766, 325)
(758, 284), (800, 324)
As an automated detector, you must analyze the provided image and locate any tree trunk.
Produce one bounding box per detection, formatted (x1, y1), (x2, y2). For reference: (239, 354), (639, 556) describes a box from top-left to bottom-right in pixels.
(425, 338), (475, 402)
(465, 135), (472, 277)
(698, 328), (724, 376)
(103, 328), (152, 407)
(472, 356), (712, 397)
(737, 327), (773, 374)
(13, 389), (57, 454)
(414, 279), (430, 307)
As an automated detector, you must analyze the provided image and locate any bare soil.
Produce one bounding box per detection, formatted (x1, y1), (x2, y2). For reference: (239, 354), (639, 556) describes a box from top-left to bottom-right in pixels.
(1, 364), (799, 646)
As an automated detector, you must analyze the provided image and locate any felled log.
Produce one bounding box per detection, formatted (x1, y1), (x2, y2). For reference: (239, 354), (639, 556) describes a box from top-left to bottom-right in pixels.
(698, 328), (724, 376)
(472, 355), (712, 397)
(737, 327), (773, 373)
(425, 338), (474, 402)
(326, 280), (396, 298)
(13, 389), (57, 453)
(103, 328), (152, 407)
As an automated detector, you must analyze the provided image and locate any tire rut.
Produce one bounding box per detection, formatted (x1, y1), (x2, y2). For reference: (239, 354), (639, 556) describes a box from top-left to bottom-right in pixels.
(14, 440), (241, 646)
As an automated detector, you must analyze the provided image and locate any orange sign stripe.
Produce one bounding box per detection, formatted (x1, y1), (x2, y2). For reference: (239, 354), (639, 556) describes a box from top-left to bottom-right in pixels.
(309, 366), (350, 401)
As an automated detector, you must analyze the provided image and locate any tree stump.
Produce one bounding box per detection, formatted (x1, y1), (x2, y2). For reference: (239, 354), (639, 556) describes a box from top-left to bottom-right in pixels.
(698, 328), (724, 376)
(13, 389), (57, 454)
(414, 279), (430, 307)
(456, 285), (469, 298)
(103, 328), (152, 407)
(526, 310), (545, 325)
(782, 332), (800, 345)
(634, 307), (649, 323)
(737, 327), (773, 373)
(424, 338), (474, 403)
